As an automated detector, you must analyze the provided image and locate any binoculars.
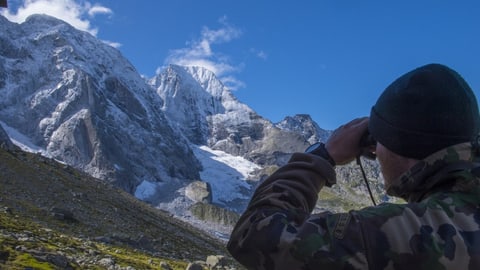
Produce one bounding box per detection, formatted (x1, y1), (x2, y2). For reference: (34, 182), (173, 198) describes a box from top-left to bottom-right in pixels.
(359, 130), (376, 159)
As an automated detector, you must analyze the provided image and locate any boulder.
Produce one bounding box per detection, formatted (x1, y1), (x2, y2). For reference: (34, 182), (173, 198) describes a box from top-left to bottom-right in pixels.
(185, 181), (212, 203)
(206, 255), (227, 269)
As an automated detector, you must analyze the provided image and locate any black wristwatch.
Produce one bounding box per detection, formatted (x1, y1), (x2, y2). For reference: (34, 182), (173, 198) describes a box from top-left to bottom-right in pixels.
(305, 142), (336, 166)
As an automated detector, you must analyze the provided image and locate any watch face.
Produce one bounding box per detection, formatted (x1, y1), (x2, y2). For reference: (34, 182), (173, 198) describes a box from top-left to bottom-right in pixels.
(305, 142), (321, 153)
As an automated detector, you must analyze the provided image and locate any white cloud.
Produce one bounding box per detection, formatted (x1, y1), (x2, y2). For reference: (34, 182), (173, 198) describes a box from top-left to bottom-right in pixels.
(102, 40), (122, 49)
(221, 76), (246, 90)
(164, 16), (245, 90)
(87, 4), (112, 17)
(0, 0), (112, 36)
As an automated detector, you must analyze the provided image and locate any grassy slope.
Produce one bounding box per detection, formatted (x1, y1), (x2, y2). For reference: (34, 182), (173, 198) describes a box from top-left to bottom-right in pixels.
(0, 148), (240, 269)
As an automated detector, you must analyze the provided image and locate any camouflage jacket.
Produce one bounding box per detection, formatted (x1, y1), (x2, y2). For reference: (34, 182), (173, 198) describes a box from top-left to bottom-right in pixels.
(227, 142), (480, 270)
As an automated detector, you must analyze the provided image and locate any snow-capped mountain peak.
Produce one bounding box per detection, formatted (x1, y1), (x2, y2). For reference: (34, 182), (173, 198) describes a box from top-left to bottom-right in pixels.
(150, 64), (256, 145)
(276, 114), (331, 144)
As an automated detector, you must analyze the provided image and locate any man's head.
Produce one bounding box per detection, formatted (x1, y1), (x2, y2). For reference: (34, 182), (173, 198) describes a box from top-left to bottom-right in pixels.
(368, 63), (480, 185)
(369, 63), (480, 160)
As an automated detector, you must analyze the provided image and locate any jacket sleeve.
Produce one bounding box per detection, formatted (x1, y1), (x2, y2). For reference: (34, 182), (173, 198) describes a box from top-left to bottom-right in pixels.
(227, 153), (369, 270)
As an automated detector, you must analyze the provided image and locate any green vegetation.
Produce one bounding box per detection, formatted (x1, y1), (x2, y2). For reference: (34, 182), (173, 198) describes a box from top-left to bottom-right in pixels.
(14, 254), (53, 270)
(0, 195), (198, 269)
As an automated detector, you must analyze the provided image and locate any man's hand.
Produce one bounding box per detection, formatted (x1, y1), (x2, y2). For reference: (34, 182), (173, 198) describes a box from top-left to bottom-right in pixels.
(325, 117), (369, 165)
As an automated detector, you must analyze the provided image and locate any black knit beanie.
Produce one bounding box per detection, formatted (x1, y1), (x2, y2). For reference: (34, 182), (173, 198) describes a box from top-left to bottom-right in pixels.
(369, 63), (480, 159)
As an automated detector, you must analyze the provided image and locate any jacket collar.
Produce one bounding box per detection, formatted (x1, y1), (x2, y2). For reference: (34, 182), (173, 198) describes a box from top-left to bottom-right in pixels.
(386, 142), (480, 202)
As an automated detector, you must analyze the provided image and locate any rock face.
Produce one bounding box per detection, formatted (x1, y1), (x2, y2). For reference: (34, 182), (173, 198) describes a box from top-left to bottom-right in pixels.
(189, 203), (239, 227)
(185, 181), (212, 203)
(0, 15), (201, 194)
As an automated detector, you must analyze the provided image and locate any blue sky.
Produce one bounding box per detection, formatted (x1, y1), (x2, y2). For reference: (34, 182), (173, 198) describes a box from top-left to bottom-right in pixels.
(2, 1), (480, 130)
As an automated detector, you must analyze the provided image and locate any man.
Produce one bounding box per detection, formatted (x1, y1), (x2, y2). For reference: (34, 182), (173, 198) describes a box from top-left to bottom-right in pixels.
(227, 63), (480, 270)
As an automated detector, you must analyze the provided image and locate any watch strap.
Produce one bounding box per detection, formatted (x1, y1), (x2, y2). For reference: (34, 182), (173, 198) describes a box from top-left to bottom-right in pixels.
(308, 143), (336, 167)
